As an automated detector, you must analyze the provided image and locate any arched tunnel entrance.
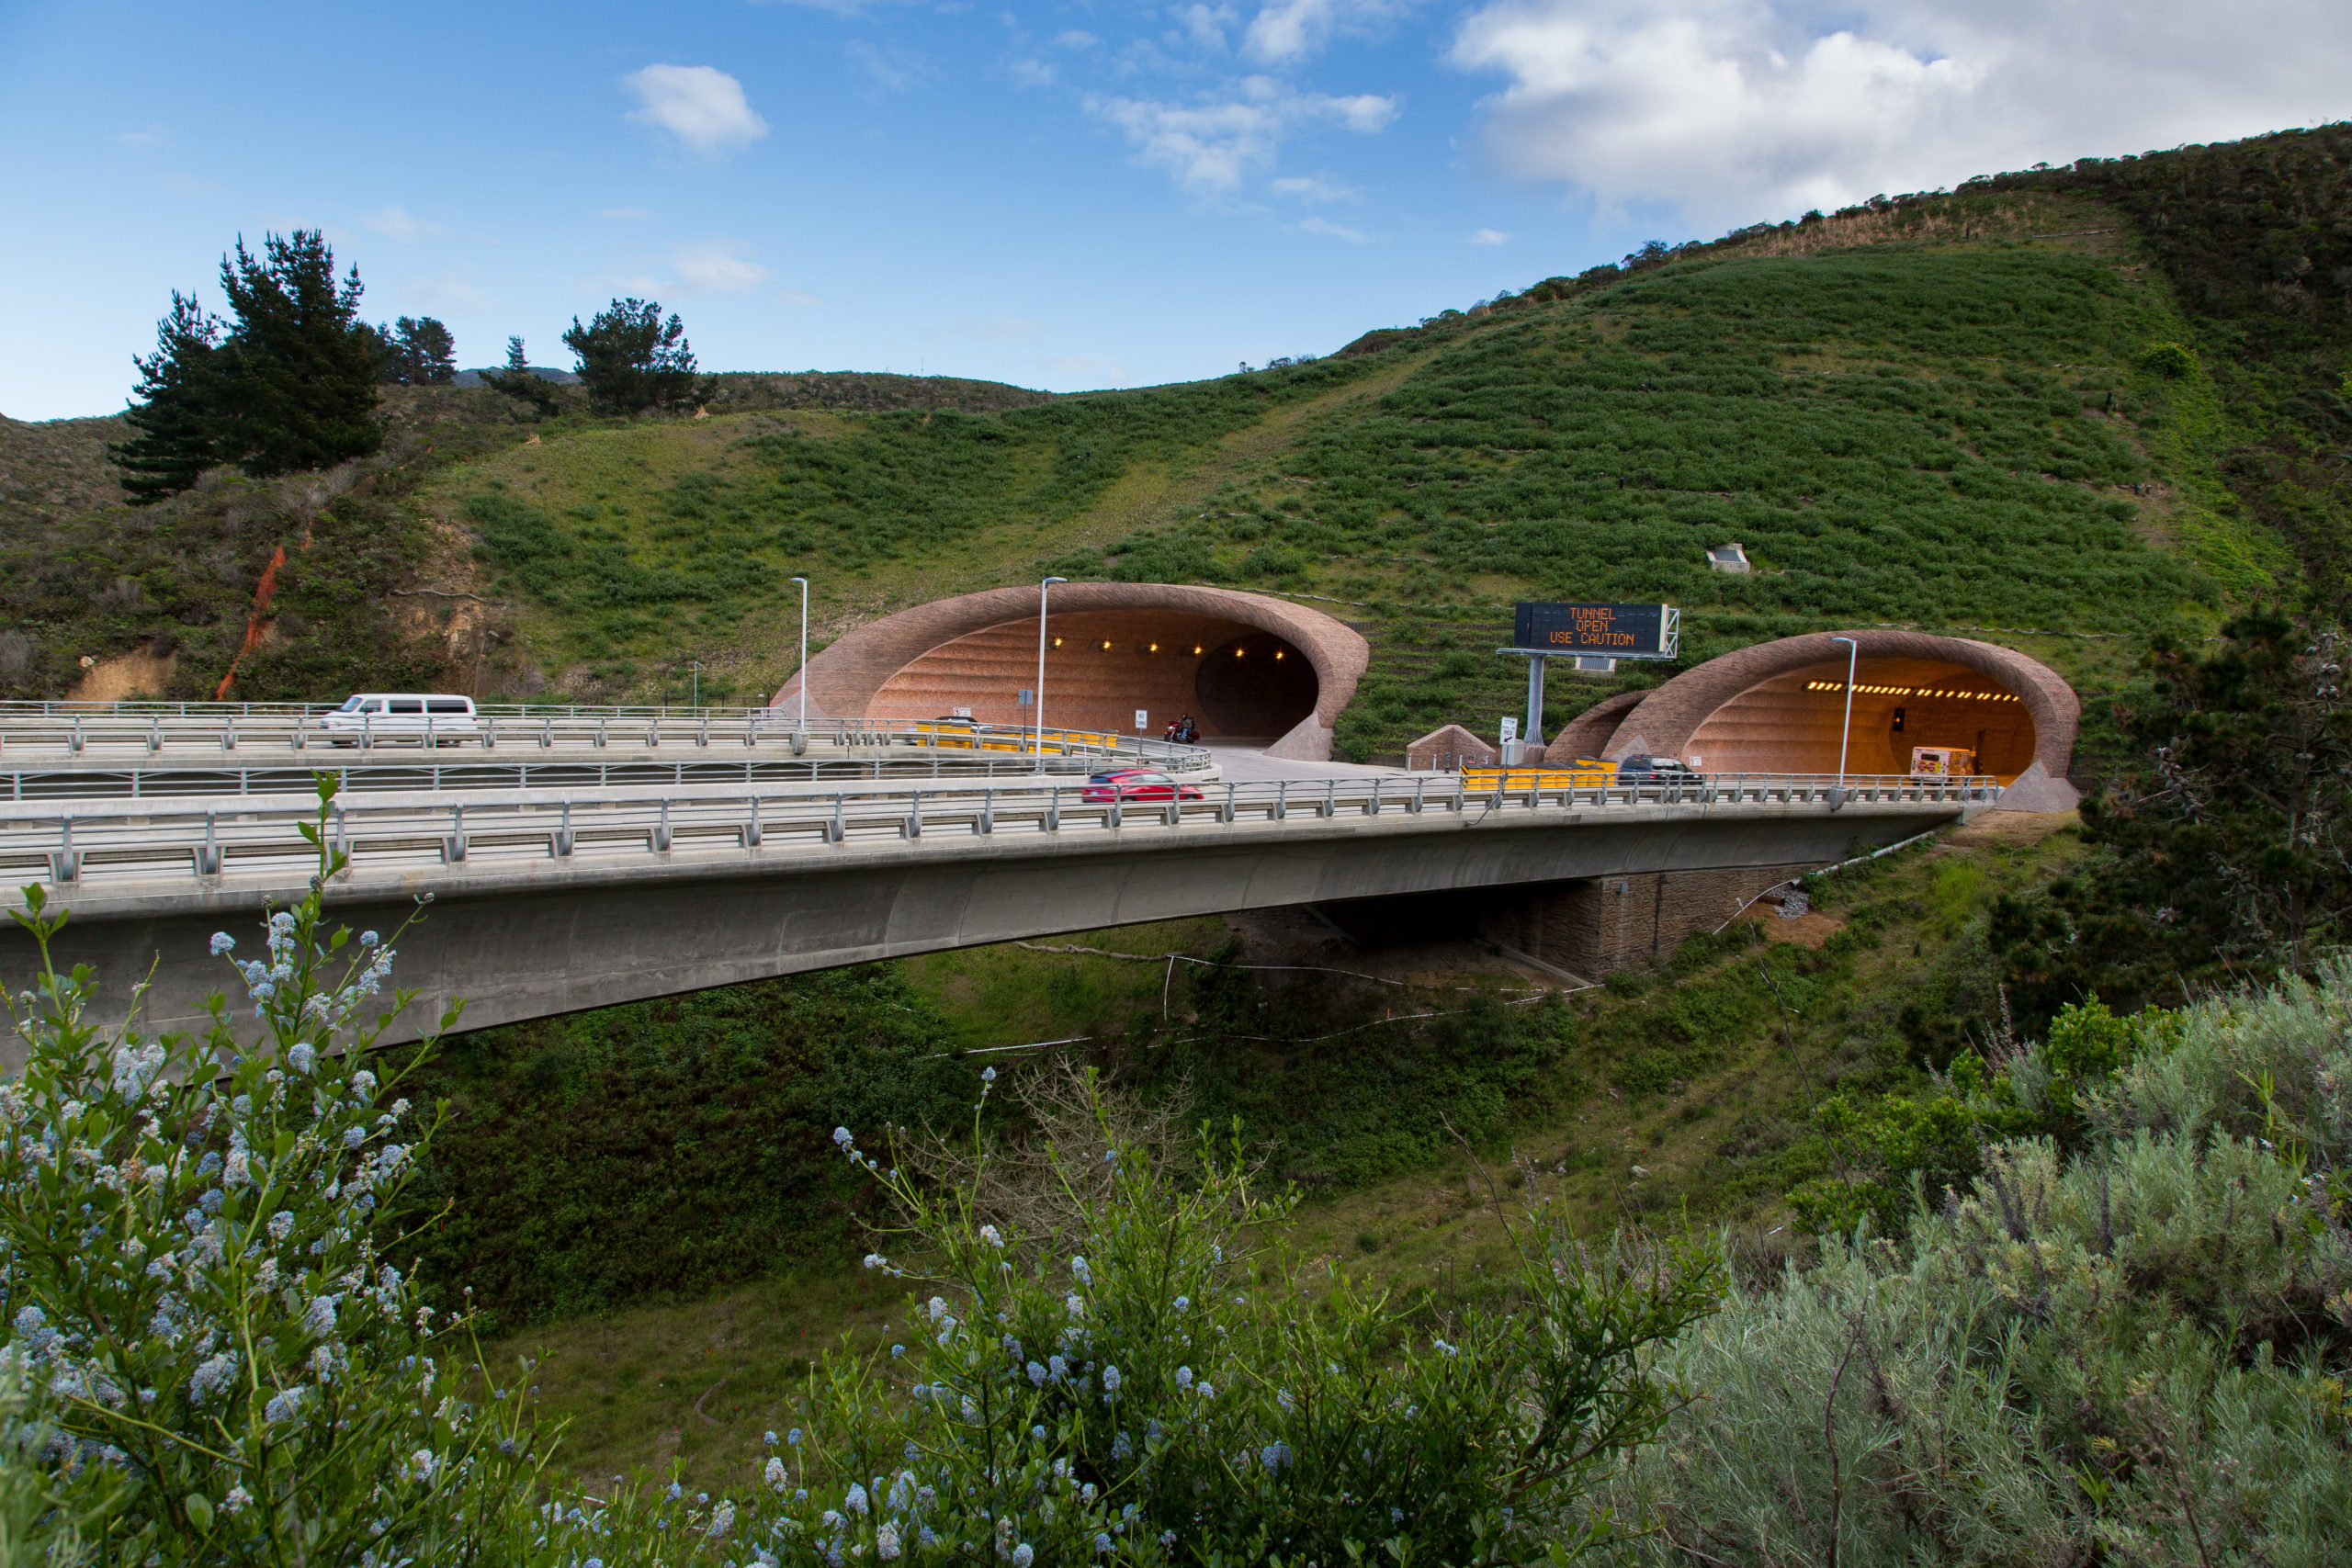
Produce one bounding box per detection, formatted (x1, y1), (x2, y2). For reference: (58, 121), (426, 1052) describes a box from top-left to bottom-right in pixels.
(867, 612), (1317, 739)
(1563, 628), (2081, 811)
(1685, 658), (2037, 779)
(778, 583), (1370, 758)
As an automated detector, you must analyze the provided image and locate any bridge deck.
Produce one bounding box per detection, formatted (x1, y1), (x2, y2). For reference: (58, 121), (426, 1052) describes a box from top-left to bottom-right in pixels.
(0, 772), (1987, 1059)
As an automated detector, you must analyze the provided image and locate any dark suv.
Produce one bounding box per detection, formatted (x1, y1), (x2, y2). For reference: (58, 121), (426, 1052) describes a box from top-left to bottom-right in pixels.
(1615, 755), (1702, 784)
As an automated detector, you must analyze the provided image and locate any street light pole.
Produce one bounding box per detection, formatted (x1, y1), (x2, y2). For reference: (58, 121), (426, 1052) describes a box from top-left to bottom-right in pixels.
(1831, 636), (1859, 786)
(788, 577), (809, 738)
(1035, 575), (1066, 765)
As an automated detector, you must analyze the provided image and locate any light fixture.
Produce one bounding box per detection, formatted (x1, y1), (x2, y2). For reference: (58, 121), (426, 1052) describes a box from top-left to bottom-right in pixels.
(1193, 645), (1203, 655)
(1053, 637), (1063, 648)
(1102, 639), (1113, 650)
(1273, 650), (1283, 660)
(1148, 643), (1159, 652)
(1235, 649), (1245, 659)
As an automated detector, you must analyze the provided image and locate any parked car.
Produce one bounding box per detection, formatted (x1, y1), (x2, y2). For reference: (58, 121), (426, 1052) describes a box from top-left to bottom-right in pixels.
(320, 694), (481, 747)
(1080, 768), (1205, 803)
(1615, 754), (1702, 784)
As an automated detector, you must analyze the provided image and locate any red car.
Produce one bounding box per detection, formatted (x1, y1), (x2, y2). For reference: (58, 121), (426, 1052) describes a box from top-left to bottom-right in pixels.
(1080, 768), (1204, 803)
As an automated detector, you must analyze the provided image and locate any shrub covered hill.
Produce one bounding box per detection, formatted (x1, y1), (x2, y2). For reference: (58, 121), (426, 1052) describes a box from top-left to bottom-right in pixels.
(3, 122), (2346, 760)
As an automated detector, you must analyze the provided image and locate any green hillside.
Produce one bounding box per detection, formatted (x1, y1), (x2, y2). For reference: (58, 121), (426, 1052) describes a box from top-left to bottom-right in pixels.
(17, 129), (2350, 773)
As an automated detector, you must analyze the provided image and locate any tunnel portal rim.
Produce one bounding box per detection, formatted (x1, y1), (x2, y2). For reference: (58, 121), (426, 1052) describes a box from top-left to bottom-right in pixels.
(1594, 628), (2080, 797)
(773, 581), (1371, 761)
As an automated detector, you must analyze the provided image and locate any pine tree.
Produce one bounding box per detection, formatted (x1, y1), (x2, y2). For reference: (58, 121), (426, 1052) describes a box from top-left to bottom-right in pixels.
(481, 335), (563, 415)
(110, 290), (225, 504)
(214, 231), (384, 475)
(561, 298), (711, 414)
(378, 316), (457, 384)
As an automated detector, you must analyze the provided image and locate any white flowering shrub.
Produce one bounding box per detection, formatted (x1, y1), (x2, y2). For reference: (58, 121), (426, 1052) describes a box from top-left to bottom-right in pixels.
(0, 782), (557, 1565)
(763, 1074), (1722, 1565)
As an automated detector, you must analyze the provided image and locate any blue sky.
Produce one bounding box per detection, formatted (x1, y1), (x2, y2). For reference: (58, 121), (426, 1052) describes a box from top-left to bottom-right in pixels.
(4, 0), (2347, 421)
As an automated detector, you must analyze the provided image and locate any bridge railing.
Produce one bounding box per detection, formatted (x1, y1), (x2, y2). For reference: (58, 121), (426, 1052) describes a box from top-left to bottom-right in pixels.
(0, 707), (1214, 775)
(0, 772), (1998, 891)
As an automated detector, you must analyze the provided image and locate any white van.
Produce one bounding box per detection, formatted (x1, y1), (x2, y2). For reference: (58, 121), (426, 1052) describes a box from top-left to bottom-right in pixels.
(320, 694), (482, 747)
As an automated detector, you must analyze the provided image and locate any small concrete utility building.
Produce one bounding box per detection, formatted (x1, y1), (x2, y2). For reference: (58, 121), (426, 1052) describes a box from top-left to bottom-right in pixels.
(775, 583), (1370, 760)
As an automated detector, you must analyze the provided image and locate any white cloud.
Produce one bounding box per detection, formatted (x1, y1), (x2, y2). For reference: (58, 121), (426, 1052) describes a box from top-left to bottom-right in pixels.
(1470, 227), (1511, 245)
(622, 64), (770, 158)
(1089, 75), (1397, 193)
(600, 207), (658, 220)
(1009, 57), (1057, 88)
(671, 243), (773, 295)
(1180, 4), (1237, 50)
(848, 40), (931, 94)
(1450, 0), (2352, 230)
(778, 289), (823, 307)
(1243, 0), (1408, 63)
(1053, 29), (1100, 48)
(1297, 215), (1371, 242)
(111, 126), (169, 149)
(360, 206), (441, 242)
(1270, 173), (1363, 202)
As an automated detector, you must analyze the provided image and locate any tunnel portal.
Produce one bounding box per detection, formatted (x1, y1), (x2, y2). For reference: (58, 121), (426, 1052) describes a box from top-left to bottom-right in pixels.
(863, 610), (1317, 740)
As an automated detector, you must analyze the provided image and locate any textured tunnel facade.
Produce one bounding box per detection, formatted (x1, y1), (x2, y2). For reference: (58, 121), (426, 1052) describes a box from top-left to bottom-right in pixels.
(779, 583), (1370, 760)
(1551, 629), (2081, 812)
(866, 612), (1317, 740)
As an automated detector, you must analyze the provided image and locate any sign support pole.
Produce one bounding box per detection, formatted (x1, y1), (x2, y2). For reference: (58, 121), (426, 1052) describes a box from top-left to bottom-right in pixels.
(1524, 653), (1547, 748)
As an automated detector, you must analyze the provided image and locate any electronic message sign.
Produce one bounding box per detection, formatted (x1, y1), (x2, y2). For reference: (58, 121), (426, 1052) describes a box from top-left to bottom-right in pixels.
(1510, 602), (1679, 660)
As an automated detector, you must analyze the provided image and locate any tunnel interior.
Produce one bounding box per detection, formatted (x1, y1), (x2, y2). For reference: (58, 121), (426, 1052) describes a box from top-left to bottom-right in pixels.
(867, 610), (1317, 739)
(1683, 658), (2038, 779)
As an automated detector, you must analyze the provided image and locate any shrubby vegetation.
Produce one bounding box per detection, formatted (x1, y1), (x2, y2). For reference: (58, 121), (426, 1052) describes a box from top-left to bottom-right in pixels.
(399, 970), (972, 1326)
(1996, 611), (2351, 1028)
(1614, 962), (2352, 1563)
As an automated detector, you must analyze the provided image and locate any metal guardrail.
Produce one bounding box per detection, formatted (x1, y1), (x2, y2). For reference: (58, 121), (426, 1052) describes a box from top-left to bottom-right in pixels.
(0, 773), (1997, 891)
(0, 710), (1214, 776)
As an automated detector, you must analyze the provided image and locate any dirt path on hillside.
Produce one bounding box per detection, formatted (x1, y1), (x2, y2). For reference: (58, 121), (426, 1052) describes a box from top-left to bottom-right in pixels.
(1047, 349), (1436, 553)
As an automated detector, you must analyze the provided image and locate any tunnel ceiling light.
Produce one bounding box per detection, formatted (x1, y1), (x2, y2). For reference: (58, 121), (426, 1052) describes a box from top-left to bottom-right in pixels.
(1149, 643), (1159, 652)
(1102, 640), (1113, 650)
(1274, 650), (1283, 660)
(1193, 645), (1203, 655)
(1053, 637), (1063, 648)
(1235, 649), (1245, 658)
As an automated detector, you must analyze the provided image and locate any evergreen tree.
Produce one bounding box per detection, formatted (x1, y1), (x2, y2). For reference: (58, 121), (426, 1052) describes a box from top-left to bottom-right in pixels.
(378, 315), (457, 384)
(110, 290), (225, 504)
(481, 334), (563, 415)
(1996, 610), (2352, 1027)
(213, 230), (384, 475)
(561, 298), (710, 414)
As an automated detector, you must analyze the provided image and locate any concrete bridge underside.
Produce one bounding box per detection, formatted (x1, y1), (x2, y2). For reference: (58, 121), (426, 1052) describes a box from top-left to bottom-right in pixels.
(3, 800), (1959, 1059)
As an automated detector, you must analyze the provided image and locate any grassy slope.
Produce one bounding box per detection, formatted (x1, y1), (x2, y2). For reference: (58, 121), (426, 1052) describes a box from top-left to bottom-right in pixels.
(415, 193), (2269, 755)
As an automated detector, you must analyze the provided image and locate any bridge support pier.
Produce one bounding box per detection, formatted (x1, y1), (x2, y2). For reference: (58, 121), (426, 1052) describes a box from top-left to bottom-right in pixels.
(1315, 863), (1820, 982)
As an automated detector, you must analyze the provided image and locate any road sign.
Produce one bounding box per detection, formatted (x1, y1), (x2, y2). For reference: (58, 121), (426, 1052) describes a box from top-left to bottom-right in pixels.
(1510, 602), (1679, 660)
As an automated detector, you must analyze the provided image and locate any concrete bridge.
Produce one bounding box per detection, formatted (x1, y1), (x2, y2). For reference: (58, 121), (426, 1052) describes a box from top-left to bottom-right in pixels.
(0, 766), (1991, 1061)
